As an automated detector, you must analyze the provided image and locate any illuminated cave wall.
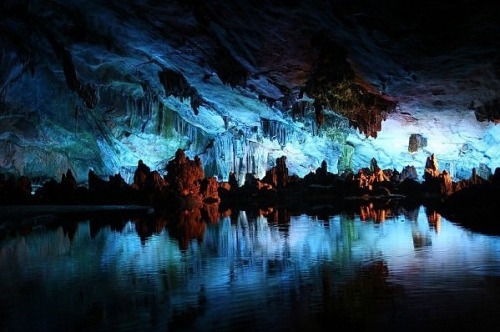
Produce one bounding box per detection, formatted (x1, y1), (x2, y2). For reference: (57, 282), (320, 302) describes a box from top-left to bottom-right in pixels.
(0, 52), (341, 183)
(3, 61), (499, 184)
(1, 0), (499, 184)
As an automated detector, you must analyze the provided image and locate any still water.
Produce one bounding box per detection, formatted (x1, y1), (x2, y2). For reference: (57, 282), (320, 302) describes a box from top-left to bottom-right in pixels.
(1, 205), (500, 331)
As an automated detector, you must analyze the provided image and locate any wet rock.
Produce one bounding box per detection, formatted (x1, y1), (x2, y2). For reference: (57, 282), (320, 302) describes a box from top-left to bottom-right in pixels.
(87, 170), (139, 204)
(399, 165), (419, 182)
(408, 134), (427, 153)
(441, 170), (453, 196)
(229, 172), (238, 189)
(34, 169), (88, 204)
(145, 171), (167, 193)
(165, 149), (204, 197)
(423, 153), (440, 181)
(61, 169), (77, 191)
(477, 163), (492, 180)
(17, 176), (32, 197)
(304, 160), (337, 186)
(243, 173), (259, 189)
(201, 202), (220, 224)
(162, 149), (222, 209)
(200, 177), (220, 203)
(493, 167), (500, 185)
(0, 174), (33, 204)
(133, 160), (151, 190)
(422, 154), (453, 196)
(398, 178), (422, 197)
(441, 180), (500, 235)
(262, 155), (289, 188)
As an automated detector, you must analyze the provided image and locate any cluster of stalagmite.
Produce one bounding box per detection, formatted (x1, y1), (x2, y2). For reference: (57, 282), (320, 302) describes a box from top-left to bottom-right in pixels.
(1, 150), (499, 226)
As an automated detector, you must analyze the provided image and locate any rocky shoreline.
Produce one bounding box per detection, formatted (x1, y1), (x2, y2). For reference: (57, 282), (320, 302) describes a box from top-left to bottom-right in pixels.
(1, 149), (499, 235)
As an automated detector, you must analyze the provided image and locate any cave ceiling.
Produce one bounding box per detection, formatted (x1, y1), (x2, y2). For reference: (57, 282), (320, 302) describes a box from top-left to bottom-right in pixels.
(1, 0), (500, 181)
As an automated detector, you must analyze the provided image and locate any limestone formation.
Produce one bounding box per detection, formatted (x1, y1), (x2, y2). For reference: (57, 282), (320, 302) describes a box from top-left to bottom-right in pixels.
(421, 154), (455, 196)
(164, 149), (220, 207)
(200, 177), (220, 203)
(61, 169), (77, 191)
(133, 160), (151, 190)
(262, 156), (289, 188)
(165, 149), (204, 197)
(408, 134), (427, 153)
(424, 153), (440, 181)
(0, 174), (33, 204)
(304, 160), (337, 186)
(399, 166), (418, 182)
(32, 169), (85, 203)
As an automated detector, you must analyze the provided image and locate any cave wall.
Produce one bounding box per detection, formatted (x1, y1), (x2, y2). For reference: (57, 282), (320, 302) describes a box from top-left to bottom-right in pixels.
(1, 0), (499, 184)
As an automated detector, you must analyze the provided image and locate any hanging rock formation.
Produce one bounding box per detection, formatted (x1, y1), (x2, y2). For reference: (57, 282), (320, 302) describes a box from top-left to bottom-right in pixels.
(1, 0), (499, 186)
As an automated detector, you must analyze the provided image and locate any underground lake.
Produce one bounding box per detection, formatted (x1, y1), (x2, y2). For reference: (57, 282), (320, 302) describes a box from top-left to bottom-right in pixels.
(2, 1), (500, 330)
(1, 204), (500, 331)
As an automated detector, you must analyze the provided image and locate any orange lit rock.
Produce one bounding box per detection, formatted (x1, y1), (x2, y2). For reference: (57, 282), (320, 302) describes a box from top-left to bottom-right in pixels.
(262, 155), (289, 188)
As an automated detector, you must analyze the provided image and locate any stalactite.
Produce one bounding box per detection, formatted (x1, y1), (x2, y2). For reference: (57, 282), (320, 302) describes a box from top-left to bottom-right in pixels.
(156, 103), (164, 135)
(475, 98), (500, 123)
(97, 83), (171, 137)
(172, 113), (205, 152)
(211, 133), (234, 181)
(158, 68), (204, 115)
(260, 118), (296, 147)
(73, 104), (79, 133)
(234, 136), (243, 181)
(96, 81), (326, 184)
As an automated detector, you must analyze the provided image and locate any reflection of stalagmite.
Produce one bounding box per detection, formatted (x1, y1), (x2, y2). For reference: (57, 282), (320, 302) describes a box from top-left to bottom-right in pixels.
(267, 208), (291, 225)
(334, 260), (401, 318)
(62, 220), (78, 242)
(165, 208), (206, 250)
(202, 202), (220, 224)
(426, 210), (441, 233)
(359, 203), (387, 222)
(135, 217), (166, 244)
(258, 206), (274, 217)
(359, 203), (372, 221)
(377, 208), (386, 222)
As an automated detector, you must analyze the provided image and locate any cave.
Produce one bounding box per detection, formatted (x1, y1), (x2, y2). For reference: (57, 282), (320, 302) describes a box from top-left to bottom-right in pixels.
(2, 0), (499, 184)
(1, 1), (500, 331)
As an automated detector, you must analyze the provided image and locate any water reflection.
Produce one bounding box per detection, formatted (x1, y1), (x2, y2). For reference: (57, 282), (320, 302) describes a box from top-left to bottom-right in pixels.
(426, 208), (441, 233)
(1, 205), (500, 331)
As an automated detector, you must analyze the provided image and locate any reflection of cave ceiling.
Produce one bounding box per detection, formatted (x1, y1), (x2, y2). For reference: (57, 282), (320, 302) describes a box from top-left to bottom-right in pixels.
(1, 0), (500, 182)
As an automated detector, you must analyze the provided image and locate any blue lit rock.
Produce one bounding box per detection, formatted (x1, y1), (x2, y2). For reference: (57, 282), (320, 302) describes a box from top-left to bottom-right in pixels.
(1, 0), (499, 184)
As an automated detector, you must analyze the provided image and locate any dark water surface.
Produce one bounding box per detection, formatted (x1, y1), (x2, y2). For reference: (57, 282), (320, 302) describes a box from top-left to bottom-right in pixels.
(1, 205), (500, 331)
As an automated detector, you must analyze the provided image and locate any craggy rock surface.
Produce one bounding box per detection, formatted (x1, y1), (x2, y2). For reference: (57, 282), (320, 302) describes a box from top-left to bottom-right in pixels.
(4, 152), (499, 236)
(1, 0), (500, 186)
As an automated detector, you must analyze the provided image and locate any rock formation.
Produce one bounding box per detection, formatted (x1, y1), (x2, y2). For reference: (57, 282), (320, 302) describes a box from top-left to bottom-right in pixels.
(421, 153), (454, 197)
(165, 149), (204, 197)
(164, 148), (220, 207)
(0, 174), (33, 204)
(262, 156), (289, 189)
(0, 0), (499, 188)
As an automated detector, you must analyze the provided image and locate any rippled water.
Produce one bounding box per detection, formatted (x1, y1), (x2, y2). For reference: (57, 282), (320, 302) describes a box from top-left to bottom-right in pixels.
(1, 205), (500, 331)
